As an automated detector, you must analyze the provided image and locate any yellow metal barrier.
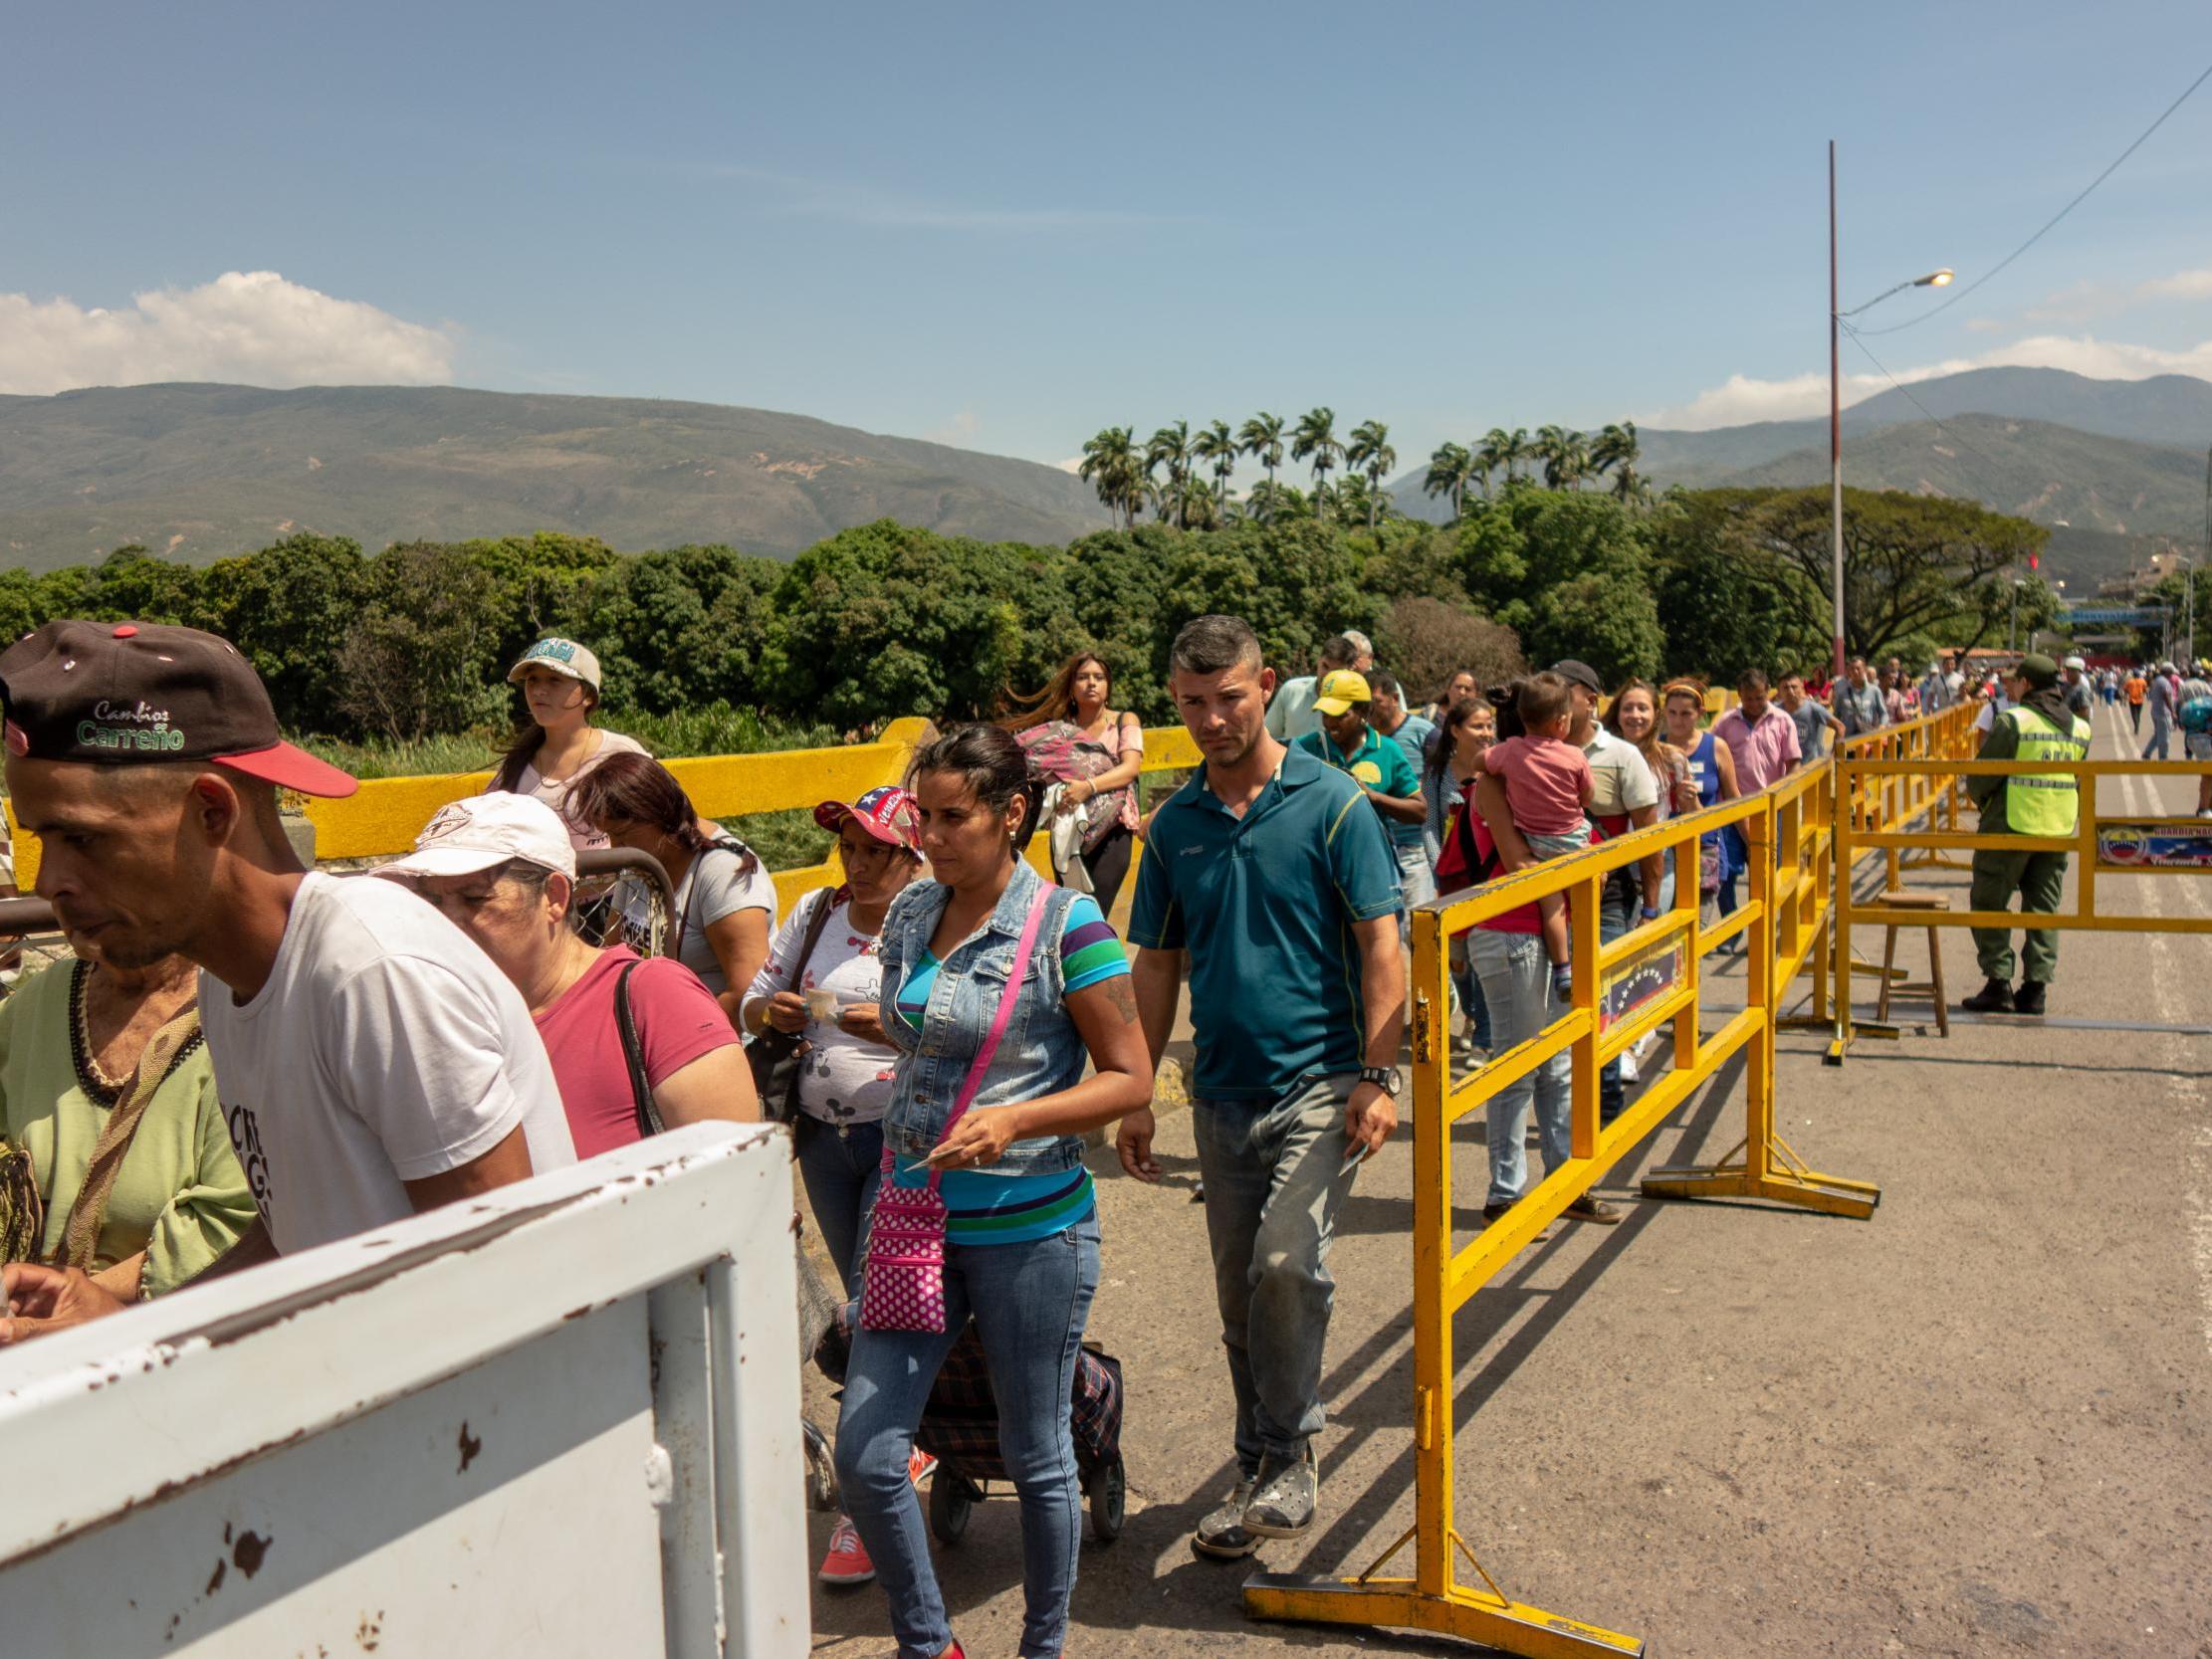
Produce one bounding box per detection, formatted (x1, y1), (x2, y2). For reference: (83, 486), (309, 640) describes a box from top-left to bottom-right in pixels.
(6, 719), (1204, 919)
(1244, 760), (1878, 1657)
(1833, 751), (2212, 1054)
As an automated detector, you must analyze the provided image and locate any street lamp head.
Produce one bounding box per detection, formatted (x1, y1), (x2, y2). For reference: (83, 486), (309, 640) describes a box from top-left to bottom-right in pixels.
(1917, 269), (1955, 288)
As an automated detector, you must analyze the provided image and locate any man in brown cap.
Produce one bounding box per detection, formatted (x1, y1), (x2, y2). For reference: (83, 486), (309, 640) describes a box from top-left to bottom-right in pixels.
(0, 621), (572, 1339)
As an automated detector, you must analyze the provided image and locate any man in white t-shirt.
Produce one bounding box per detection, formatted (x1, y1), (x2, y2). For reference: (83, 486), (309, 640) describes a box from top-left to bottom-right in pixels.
(0, 621), (574, 1329)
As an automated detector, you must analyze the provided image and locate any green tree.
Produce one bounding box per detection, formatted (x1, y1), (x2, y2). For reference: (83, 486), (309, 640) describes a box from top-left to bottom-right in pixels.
(1191, 419), (1238, 517)
(1424, 442), (1475, 520)
(337, 543), (514, 741)
(1235, 413), (1287, 520)
(191, 532), (368, 733)
(1455, 489), (1661, 682)
(1079, 427), (1146, 529)
(1479, 426), (1531, 489)
(1291, 407), (1344, 519)
(1346, 419), (1397, 531)
(1146, 420), (1195, 529)
(1534, 424), (1591, 491)
(1694, 487), (2045, 665)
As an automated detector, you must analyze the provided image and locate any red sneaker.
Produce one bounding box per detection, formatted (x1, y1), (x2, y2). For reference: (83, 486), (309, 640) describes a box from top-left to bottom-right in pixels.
(908, 1447), (939, 1486)
(817, 1517), (874, 1585)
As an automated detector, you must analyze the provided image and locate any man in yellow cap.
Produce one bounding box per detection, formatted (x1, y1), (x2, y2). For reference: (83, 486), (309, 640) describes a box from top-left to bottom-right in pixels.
(1961, 653), (2091, 1017)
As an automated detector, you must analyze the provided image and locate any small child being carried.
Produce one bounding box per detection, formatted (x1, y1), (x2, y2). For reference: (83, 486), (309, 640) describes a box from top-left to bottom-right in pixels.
(1480, 672), (1593, 1001)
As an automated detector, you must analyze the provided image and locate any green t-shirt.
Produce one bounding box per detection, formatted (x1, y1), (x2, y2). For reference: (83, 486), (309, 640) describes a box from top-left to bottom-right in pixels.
(0, 961), (256, 1297)
(1129, 745), (1404, 1101)
(1296, 725), (1424, 852)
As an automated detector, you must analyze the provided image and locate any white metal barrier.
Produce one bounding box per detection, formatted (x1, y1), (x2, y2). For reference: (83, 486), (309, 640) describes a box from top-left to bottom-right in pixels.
(0, 1123), (804, 1659)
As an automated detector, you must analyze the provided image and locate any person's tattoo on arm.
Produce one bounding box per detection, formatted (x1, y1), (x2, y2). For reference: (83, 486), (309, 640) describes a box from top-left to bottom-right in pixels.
(1104, 976), (1141, 1025)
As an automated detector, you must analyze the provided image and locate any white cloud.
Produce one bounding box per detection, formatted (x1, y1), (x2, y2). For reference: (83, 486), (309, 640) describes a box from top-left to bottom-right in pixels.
(1055, 456), (1084, 474)
(2140, 265), (2212, 301)
(923, 409), (982, 447)
(0, 272), (457, 396)
(1646, 331), (2212, 430)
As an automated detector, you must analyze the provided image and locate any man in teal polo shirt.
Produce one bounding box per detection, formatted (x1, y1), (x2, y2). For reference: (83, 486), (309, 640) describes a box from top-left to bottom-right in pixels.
(1295, 668), (1427, 935)
(1118, 614), (1406, 1563)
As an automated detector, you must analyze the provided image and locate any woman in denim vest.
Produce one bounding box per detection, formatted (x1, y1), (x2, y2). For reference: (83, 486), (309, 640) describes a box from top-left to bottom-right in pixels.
(832, 726), (1152, 1659)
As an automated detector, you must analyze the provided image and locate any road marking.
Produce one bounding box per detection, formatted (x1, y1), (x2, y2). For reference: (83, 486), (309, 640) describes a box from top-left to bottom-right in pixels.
(2101, 703), (2212, 1357)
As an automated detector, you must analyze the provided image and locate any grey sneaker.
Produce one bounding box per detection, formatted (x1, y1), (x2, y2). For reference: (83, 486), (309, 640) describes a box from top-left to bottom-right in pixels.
(1192, 1476), (1259, 1559)
(1241, 1446), (1318, 1540)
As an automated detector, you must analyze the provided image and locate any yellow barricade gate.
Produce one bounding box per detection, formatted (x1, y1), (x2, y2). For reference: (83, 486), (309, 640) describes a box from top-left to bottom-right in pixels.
(1245, 760), (1877, 1657)
(1834, 748), (2212, 1053)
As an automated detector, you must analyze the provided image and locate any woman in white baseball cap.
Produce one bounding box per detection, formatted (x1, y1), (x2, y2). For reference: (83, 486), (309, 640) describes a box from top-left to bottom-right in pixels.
(491, 637), (651, 851)
(384, 793), (759, 1155)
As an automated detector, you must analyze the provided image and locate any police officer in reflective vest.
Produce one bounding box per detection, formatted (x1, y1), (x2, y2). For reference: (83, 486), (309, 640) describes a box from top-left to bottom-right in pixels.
(1961, 654), (2092, 1017)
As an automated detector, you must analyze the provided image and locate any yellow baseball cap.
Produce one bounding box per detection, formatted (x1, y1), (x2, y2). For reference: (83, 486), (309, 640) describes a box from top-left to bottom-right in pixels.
(1312, 669), (1373, 716)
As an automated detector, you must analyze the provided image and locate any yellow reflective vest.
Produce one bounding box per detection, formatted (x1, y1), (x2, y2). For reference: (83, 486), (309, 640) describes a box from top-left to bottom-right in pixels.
(2004, 705), (2092, 838)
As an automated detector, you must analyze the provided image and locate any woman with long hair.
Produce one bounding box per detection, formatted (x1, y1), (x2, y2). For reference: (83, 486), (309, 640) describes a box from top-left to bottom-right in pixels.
(1661, 679), (1740, 940)
(490, 638), (649, 850)
(1005, 651), (1145, 915)
(1424, 694), (1497, 1057)
(566, 752), (776, 1020)
(833, 725), (1152, 1659)
(1604, 677), (1691, 914)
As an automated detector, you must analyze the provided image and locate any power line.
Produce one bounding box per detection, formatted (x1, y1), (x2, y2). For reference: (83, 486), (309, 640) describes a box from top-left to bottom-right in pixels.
(1857, 58), (2212, 336)
(1839, 321), (2021, 507)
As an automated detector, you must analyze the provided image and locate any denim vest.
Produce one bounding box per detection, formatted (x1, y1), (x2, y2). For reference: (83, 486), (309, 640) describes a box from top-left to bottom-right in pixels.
(876, 861), (1088, 1178)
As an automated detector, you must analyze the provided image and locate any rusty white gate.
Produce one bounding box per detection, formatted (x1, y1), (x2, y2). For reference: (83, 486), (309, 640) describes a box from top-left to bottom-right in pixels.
(0, 1123), (804, 1659)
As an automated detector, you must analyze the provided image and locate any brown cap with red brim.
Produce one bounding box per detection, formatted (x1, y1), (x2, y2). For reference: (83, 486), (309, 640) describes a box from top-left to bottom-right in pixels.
(0, 619), (359, 798)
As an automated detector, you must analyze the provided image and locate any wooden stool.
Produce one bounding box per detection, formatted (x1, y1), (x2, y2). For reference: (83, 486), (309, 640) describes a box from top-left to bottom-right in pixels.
(1876, 890), (1949, 1036)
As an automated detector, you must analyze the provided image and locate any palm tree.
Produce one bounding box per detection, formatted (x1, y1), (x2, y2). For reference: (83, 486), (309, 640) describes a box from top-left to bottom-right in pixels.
(1191, 419), (1237, 517)
(1078, 426), (1144, 529)
(1146, 420), (1195, 529)
(1479, 426), (1530, 488)
(1534, 424), (1591, 490)
(1345, 419), (1397, 531)
(1424, 441), (1475, 519)
(1590, 421), (1641, 486)
(1236, 412), (1287, 519)
(1291, 407), (1343, 518)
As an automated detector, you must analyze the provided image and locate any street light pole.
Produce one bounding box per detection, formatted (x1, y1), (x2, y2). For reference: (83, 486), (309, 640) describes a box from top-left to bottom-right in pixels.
(1830, 141), (1845, 682)
(1827, 139), (1951, 685)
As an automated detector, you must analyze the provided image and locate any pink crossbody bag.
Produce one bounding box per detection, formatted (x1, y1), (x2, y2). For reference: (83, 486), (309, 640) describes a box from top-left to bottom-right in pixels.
(860, 886), (1052, 1334)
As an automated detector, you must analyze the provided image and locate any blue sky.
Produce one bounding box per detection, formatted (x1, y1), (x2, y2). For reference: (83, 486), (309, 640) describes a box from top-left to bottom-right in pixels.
(6, 1), (2212, 472)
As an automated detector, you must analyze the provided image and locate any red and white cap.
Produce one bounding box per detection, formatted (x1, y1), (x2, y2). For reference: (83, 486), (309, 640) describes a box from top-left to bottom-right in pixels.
(813, 784), (922, 852)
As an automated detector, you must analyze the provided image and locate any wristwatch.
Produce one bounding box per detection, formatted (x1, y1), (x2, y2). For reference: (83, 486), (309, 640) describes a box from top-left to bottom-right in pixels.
(1358, 1065), (1404, 1096)
(1640, 905), (1662, 921)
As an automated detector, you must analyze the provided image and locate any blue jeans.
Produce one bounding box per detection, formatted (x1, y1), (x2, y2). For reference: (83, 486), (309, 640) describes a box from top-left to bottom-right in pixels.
(834, 1217), (1102, 1659)
(1396, 843), (1436, 944)
(1451, 955), (1493, 1052)
(1192, 1074), (1361, 1474)
(795, 1116), (885, 1296)
(1598, 869), (1641, 1127)
(1467, 928), (1571, 1205)
(2142, 714), (2172, 760)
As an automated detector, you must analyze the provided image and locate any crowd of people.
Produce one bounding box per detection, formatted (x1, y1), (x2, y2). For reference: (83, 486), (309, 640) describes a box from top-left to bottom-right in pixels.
(2, 603), (2195, 1659)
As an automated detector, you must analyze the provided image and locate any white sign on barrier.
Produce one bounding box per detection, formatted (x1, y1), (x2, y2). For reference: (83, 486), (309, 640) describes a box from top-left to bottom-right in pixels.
(0, 1122), (805, 1659)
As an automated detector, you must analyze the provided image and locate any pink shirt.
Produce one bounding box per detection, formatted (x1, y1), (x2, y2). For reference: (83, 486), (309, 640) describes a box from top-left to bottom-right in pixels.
(1481, 735), (1592, 835)
(535, 946), (739, 1158)
(1712, 705), (1802, 792)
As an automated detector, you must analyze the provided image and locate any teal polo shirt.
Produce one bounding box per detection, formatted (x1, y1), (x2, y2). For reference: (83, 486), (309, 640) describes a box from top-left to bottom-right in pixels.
(1128, 744), (1403, 1102)
(1296, 723), (1426, 852)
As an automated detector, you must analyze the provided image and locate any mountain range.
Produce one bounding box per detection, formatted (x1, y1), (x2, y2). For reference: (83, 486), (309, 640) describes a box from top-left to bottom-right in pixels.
(2, 367), (2207, 588)
(1393, 367), (2212, 585)
(0, 382), (1112, 572)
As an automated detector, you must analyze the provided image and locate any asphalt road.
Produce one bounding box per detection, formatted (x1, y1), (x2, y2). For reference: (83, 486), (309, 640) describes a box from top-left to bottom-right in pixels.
(805, 700), (2211, 1659)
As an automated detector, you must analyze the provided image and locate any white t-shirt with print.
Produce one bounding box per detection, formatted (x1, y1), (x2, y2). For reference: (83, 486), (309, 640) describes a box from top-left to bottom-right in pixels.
(743, 890), (900, 1125)
(200, 873), (575, 1255)
(517, 729), (650, 850)
(672, 842), (778, 995)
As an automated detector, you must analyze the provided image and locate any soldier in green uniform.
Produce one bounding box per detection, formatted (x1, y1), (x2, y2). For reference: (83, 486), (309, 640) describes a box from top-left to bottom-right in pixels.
(1960, 654), (2092, 1017)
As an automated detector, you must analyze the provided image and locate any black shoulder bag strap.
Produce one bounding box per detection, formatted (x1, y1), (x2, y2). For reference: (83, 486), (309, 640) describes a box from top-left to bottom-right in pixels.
(615, 961), (666, 1139)
(1451, 782), (1501, 888)
(672, 837), (758, 966)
